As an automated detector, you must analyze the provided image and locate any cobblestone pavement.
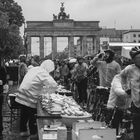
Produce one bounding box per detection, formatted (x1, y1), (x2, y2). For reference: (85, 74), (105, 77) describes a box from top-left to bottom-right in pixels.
(2, 85), (38, 140)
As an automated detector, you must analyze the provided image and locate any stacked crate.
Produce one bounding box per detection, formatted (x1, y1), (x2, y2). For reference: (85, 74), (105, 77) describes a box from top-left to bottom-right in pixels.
(72, 120), (116, 140)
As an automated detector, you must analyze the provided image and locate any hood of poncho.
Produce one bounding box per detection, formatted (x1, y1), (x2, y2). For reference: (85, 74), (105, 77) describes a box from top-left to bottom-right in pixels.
(40, 60), (54, 73)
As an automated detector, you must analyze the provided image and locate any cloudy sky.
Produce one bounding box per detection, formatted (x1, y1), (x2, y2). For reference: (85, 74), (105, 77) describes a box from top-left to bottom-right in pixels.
(15, 0), (140, 29)
(14, 0), (140, 54)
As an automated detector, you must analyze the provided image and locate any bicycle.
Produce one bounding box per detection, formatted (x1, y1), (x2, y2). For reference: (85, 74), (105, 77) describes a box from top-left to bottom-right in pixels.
(105, 106), (133, 140)
(87, 86), (110, 121)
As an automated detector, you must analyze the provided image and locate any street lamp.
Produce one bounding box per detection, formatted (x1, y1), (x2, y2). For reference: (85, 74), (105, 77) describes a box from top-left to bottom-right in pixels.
(23, 22), (28, 57)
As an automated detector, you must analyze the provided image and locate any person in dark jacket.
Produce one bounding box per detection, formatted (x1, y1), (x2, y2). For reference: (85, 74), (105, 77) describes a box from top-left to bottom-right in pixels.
(0, 60), (7, 138)
(18, 55), (28, 85)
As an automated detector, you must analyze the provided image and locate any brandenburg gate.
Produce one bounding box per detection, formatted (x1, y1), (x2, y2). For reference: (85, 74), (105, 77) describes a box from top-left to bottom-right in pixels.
(25, 3), (101, 59)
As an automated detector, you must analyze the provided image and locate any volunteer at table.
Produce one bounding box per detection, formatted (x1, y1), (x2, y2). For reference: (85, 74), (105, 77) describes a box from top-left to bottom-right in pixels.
(15, 59), (57, 138)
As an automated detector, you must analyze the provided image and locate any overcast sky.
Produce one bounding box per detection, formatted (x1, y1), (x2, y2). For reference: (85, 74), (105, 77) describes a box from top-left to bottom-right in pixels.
(14, 0), (140, 54)
(15, 0), (140, 29)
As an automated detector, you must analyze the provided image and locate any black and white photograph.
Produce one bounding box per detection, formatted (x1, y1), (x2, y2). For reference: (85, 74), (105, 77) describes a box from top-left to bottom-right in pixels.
(0, 0), (140, 140)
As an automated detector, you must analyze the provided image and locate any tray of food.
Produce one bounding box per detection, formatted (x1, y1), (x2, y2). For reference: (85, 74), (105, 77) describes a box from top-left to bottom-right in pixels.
(40, 93), (92, 127)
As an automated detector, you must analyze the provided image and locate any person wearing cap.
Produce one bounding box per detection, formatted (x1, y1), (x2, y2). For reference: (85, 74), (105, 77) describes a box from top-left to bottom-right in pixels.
(114, 46), (140, 140)
(15, 60), (57, 138)
(91, 49), (121, 88)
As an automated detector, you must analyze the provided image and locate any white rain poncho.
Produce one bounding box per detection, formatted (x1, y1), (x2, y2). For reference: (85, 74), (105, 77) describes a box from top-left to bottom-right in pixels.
(15, 60), (57, 108)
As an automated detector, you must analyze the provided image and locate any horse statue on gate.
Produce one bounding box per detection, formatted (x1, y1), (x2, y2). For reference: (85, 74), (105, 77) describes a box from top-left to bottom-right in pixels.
(57, 2), (70, 20)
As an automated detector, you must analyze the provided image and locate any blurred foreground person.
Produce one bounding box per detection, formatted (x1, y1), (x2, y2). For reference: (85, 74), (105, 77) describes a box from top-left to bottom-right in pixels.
(0, 61), (7, 138)
(113, 46), (140, 140)
(15, 60), (57, 138)
(107, 74), (131, 135)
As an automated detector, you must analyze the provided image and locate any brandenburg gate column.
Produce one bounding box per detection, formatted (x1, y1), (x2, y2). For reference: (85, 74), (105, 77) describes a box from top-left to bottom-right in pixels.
(81, 36), (87, 56)
(27, 36), (31, 55)
(93, 36), (100, 53)
(52, 36), (57, 60)
(39, 36), (44, 58)
(68, 36), (74, 58)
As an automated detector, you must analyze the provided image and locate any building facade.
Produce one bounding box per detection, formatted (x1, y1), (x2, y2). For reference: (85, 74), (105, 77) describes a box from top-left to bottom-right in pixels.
(73, 28), (126, 56)
(99, 28), (125, 43)
(123, 29), (140, 43)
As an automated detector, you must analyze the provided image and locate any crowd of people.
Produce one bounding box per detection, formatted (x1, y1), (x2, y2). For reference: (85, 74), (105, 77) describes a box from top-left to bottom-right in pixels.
(0, 46), (140, 140)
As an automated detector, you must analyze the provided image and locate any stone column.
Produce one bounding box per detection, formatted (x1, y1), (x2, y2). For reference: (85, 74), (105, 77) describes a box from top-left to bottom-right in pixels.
(52, 36), (57, 60)
(68, 36), (74, 57)
(27, 36), (31, 55)
(39, 36), (44, 58)
(93, 36), (100, 53)
(93, 36), (96, 54)
(81, 36), (87, 56)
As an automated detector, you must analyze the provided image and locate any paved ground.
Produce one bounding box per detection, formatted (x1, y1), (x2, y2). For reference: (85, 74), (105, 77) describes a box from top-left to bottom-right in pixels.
(2, 84), (38, 140)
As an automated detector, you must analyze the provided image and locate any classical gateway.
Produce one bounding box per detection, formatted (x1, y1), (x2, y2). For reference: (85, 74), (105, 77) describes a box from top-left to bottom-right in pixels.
(25, 3), (101, 59)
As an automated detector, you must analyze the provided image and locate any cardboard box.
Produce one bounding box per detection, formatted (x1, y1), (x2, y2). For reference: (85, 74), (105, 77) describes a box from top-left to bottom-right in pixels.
(57, 127), (67, 140)
(42, 126), (67, 140)
(72, 120), (102, 132)
(72, 128), (116, 140)
(42, 128), (57, 140)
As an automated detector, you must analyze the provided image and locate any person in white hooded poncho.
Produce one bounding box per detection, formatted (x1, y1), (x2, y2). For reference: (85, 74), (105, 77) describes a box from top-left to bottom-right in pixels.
(15, 60), (57, 137)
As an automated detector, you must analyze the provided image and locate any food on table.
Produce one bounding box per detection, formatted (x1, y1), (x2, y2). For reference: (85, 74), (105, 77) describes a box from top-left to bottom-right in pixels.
(40, 93), (91, 117)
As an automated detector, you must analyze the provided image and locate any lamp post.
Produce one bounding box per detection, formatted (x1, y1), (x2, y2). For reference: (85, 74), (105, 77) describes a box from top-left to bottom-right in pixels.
(23, 22), (28, 57)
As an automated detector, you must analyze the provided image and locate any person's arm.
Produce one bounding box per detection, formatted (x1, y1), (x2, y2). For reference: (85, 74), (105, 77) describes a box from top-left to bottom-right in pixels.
(72, 64), (78, 79)
(90, 53), (104, 67)
(111, 74), (127, 96)
(119, 66), (129, 87)
(116, 63), (121, 74)
(43, 73), (58, 93)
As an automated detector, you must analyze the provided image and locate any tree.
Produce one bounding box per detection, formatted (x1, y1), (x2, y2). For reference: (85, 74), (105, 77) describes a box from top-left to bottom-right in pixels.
(0, 10), (9, 28)
(4, 24), (25, 59)
(1, 0), (24, 27)
(0, 9), (9, 62)
(45, 51), (68, 60)
(0, 0), (25, 61)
